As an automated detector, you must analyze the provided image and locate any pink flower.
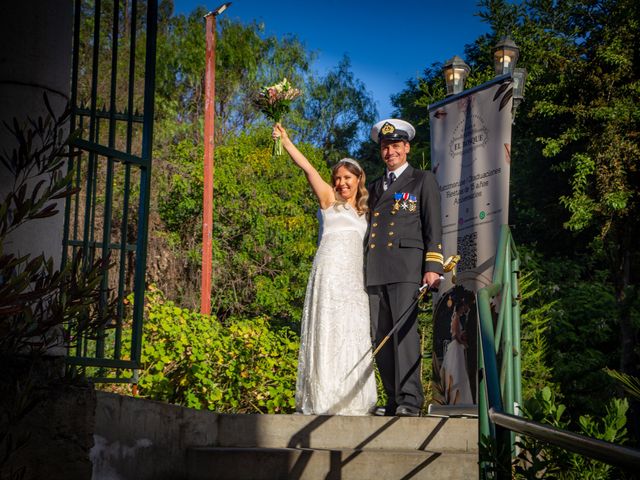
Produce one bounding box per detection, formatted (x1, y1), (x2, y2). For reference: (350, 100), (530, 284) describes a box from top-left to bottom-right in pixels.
(253, 79), (302, 155)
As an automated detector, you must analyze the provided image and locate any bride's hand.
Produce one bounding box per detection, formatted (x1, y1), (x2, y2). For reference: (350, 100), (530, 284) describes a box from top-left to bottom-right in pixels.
(272, 123), (288, 141)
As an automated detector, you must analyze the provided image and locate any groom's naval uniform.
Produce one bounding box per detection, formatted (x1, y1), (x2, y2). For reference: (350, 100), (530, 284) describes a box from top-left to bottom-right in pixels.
(366, 119), (444, 416)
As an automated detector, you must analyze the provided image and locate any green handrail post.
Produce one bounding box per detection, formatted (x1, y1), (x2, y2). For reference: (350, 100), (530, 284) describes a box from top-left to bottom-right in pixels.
(494, 281), (508, 352)
(478, 284), (503, 419)
(511, 254), (523, 411)
(478, 224), (522, 478)
(498, 283), (511, 399)
(478, 349), (490, 437)
(478, 283), (512, 478)
(503, 244), (515, 418)
(492, 225), (511, 282)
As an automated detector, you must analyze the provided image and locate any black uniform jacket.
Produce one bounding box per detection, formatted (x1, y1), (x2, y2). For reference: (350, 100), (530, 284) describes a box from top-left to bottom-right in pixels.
(365, 164), (444, 287)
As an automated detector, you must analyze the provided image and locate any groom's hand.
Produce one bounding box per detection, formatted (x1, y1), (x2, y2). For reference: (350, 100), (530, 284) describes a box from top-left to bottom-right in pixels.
(422, 271), (441, 291)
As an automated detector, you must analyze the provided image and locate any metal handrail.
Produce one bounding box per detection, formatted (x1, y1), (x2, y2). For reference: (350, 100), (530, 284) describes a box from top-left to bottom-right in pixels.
(477, 225), (640, 477)
(490, 409), (640, 471)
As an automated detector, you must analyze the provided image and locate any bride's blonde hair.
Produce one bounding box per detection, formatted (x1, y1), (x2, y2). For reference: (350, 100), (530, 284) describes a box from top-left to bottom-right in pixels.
(331, 158), (369, 215)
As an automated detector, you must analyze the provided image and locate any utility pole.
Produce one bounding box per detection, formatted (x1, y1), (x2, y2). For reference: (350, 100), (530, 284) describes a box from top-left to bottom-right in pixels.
(201, 3), (231, 315)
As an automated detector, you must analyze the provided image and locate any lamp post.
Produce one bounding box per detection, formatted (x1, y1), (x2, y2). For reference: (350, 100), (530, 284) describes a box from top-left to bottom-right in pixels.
(443, 55), (471, 96)
(201, 2), (231, 315)
(493, 36), (520, 75)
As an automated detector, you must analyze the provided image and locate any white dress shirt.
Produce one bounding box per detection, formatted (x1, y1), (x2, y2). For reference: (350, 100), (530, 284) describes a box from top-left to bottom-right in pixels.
(383, 162), (410, 191)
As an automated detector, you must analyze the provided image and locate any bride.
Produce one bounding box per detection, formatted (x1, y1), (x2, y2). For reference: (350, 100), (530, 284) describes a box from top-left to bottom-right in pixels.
(273, 123), (377, 415)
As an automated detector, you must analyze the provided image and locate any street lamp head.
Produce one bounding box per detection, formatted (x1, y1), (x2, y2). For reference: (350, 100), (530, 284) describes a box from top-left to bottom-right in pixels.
(443, 55), (471, 96)
(206, 2), (232, 17)
(511, 67), (527, 121)
(493, 36), (520, 76)
(512, 67), (527, 103)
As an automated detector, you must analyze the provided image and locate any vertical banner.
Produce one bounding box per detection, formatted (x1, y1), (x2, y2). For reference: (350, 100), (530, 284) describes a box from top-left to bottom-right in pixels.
(428, 76), (513, 406)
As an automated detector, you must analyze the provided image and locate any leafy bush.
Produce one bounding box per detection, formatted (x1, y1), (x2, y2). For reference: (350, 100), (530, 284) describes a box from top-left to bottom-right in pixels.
(517, 265), (559, 400)
(518, 249), (625, 418)
(135, 286), (299, 413)
(514, 386), (628, 479)
(547, 267), (619, 418)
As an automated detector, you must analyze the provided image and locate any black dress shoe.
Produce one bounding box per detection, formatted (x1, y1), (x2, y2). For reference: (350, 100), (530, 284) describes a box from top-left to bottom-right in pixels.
(372, 404), (397, 416)
(372, 406), (387, 416)
(395, 406), (420, 417)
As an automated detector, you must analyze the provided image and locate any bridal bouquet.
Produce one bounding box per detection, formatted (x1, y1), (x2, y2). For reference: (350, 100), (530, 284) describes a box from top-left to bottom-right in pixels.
(253, 78), (301, 155)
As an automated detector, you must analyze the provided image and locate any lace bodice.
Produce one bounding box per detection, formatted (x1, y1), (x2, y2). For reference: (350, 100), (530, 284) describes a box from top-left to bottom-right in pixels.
(317, 204), (368, 243)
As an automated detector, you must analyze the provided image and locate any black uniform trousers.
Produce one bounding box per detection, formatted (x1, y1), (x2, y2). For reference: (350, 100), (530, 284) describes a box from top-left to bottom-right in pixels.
(368, 281), (424, 414)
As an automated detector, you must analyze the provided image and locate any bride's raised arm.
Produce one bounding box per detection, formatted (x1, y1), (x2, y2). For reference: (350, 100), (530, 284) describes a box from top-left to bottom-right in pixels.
(273, 123), (335, 209)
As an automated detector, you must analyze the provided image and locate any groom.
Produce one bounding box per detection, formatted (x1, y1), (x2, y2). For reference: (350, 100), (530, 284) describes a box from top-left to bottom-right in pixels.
(365, 118), (444, 417)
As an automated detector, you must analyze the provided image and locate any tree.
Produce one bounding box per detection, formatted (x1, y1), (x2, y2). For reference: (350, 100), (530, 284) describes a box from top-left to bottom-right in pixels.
(157, 129), (326, 323)
(479, 0), (640, 439)
(154, 9), (312, 144)
(298, 56), (378, 163)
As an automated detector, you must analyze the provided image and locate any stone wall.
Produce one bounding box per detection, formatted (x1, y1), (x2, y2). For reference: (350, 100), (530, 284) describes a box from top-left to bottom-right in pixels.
(91, 392), (219, 480)
(0, 357), (96, 480)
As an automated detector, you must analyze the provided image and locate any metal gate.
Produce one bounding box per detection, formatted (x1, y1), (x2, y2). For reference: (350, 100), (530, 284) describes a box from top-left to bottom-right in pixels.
(63, 0), (157, 381)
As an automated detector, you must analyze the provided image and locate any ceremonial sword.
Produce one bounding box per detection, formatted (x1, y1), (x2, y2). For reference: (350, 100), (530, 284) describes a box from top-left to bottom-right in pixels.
(371, 254), (461, 357)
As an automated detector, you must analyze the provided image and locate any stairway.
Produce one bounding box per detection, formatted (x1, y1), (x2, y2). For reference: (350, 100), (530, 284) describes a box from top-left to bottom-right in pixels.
(185, 413), (478, 479)
(93, 392), (477, 480)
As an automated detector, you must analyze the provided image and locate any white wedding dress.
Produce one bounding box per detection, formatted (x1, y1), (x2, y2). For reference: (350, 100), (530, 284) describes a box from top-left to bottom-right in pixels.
(295, 204), (377, 415)
(440, 313), (473, 405)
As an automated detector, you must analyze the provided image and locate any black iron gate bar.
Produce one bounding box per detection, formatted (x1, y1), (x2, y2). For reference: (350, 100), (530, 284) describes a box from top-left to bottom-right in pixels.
(63, 0), (157, 380)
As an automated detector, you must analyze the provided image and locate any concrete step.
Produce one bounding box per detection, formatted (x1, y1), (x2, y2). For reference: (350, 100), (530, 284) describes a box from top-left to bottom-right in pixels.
(188, 415), (478, 479)
(93, 392), (478, 480)
(213, 414), (477, 453)
(187, 446), (478, 480)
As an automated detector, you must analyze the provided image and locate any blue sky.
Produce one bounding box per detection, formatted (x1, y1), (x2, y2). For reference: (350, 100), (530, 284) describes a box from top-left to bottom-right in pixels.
(173, 0), (491, 119)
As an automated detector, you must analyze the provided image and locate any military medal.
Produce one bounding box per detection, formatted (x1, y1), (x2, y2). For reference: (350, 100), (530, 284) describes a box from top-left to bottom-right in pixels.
(408, 194), (417, 212)
(400, 192), (410, 210)
(392, 192), (402, 215)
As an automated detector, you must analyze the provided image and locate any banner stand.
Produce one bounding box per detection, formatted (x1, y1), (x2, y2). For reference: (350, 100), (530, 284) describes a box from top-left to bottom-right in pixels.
(428, 75), (513, 409)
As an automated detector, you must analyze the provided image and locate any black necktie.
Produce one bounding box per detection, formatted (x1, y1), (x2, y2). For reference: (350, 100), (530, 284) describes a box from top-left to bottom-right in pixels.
(388, 172), (396, 186)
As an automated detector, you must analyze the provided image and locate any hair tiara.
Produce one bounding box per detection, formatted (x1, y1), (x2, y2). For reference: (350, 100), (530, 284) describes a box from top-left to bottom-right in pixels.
(336, 157), (362, 171)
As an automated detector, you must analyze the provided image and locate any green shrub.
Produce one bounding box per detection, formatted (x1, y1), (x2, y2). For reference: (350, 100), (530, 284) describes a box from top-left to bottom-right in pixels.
(136, 287), (299, 413)
(515, 386), (628, 479)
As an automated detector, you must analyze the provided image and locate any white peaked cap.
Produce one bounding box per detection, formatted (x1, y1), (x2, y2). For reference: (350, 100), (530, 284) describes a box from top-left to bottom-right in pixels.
(370, 118), (416, 144)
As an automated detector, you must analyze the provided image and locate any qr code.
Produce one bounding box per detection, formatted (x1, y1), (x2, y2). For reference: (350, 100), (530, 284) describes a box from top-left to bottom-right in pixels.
(457, 232), (478, 272)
